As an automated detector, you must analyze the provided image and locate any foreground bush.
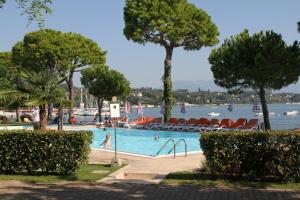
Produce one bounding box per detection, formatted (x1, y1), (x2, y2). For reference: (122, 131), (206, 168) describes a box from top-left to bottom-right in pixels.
(200, 131), (300, 182)
(0, 130), (93, 175)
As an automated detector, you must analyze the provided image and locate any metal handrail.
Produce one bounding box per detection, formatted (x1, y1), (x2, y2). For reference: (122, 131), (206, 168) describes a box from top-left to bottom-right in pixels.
(156, 139), (175, 158)
(168, 139), (187, 157)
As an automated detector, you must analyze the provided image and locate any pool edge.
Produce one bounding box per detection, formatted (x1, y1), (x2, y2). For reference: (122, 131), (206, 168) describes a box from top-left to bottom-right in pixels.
(91, 147), (203, 159)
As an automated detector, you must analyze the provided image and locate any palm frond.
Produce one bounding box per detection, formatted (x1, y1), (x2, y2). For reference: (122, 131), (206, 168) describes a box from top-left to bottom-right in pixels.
(0, 89), (27, 103)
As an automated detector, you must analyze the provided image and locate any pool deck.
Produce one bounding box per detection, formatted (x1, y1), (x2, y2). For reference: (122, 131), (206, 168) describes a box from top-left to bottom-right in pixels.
(89, 148), (204, 184)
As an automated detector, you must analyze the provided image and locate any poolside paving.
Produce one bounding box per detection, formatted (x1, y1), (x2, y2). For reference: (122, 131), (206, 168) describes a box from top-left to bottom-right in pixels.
(89, 149), (204, 183)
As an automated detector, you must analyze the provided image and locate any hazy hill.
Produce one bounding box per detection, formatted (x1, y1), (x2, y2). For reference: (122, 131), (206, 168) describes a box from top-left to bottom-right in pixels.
(172, 80), (225, 92)
(171, 80), (300, 93)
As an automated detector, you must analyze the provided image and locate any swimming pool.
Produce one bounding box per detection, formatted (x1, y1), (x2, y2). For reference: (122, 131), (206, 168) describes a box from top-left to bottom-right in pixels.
(90, 128), (201, 157)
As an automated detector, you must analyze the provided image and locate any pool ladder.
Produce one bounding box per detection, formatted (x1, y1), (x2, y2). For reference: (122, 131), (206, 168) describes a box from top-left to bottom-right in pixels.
(156, 138), (187, 158)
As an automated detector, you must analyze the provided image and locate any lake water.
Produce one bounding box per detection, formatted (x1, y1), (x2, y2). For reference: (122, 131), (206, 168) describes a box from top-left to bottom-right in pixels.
(76, 104), (300, 130)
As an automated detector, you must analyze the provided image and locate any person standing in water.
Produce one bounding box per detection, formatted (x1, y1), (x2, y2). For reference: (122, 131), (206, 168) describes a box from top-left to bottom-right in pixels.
(101, 132), (111, 149)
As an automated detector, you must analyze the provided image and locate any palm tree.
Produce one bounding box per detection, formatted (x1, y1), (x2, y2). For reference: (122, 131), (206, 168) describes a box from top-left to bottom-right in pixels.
(0, 69), (71, 130)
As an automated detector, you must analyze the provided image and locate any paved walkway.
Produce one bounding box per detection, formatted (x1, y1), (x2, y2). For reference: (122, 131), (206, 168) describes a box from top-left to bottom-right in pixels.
(0, 181), (299, 200)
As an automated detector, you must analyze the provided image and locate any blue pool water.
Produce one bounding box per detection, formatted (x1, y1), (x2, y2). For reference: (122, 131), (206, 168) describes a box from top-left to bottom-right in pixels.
(90, 128), (201, 157)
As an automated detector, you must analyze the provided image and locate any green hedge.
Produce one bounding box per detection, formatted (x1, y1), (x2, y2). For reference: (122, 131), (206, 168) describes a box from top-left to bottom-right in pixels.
(0, 130), (93, 175)
(200, 131), (300, 182)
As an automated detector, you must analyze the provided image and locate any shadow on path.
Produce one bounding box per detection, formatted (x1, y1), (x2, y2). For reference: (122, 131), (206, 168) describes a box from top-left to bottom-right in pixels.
(0, 181), (300, 200)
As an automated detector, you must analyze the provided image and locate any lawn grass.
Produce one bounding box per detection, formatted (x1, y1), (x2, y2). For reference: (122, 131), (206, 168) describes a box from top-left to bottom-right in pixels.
(0, 164), (122, 183)
(162, 171), (300, 190)
(0, 120), (30, 126)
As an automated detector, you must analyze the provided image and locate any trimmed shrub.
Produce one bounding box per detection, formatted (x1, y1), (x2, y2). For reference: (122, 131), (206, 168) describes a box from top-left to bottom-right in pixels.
(0, 130), (93, 175)
(200, 131), (300, 182)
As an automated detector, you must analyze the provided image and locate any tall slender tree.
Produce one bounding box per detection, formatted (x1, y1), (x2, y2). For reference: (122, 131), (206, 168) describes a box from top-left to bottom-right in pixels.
(123, 0), (219, 122)
(209, 30), (300, 130)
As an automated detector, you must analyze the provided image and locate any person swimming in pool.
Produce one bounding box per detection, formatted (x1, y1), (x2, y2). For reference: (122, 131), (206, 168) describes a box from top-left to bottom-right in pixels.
(154, 133), (159, 140)
(96, 122), (105, 129)
(101, 132), (111, 149)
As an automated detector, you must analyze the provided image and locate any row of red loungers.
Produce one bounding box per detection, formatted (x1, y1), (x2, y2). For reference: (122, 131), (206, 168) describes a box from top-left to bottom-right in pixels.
(131, 117), (259, 132)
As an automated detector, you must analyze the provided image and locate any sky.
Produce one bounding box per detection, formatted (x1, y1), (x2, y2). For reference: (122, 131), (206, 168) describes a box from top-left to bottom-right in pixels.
(0, 0), (299, 90)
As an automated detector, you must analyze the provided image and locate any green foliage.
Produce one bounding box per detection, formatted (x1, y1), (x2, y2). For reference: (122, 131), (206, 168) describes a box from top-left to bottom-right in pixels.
(0, 52), (13, 91)
(12, 29), (67, 73)
(81, 65), (130, 100)
(0, 0), (4, 7)
(62, 31), (106, 100)
(0, 0), (52, 26)
(209, 30), (300, 92)
(200, 131), (300, 182)
(20, 69), (69, 129)
(0, 52), (27, 111)
(17, 69), (67, 106)
(209, 30), (300, 130)
(12, 29), (105, 78)
(12, 29), (106, 101)
(128, 88), (295, 105)
(124, 0), (219, 49)
(81, 65), (130, 121)
(0, 67), (69, 129)
(64, 32), (106, 71)
(124, 0), (219, 122)
(0, 129), (92, 175)
(15, 69), (62, 97)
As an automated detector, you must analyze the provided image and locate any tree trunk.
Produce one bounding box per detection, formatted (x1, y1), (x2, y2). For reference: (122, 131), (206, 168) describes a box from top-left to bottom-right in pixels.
(259, 86), (271, 130)
(15, 107), (20, 122)
(97, 97), (104, 122)
(67, 71), (74, 101)
(48, 103), (53, 121)
(66, 71), (74, 120)
(58, 105), (63, 131)
(163, 46), (173, 123)
(39, 103), (48, 130)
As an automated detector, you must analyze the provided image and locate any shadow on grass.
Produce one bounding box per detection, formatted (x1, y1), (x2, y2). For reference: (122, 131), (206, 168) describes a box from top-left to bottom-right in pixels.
(57, 164), (115, 182)
(0, 164), (117, 184)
